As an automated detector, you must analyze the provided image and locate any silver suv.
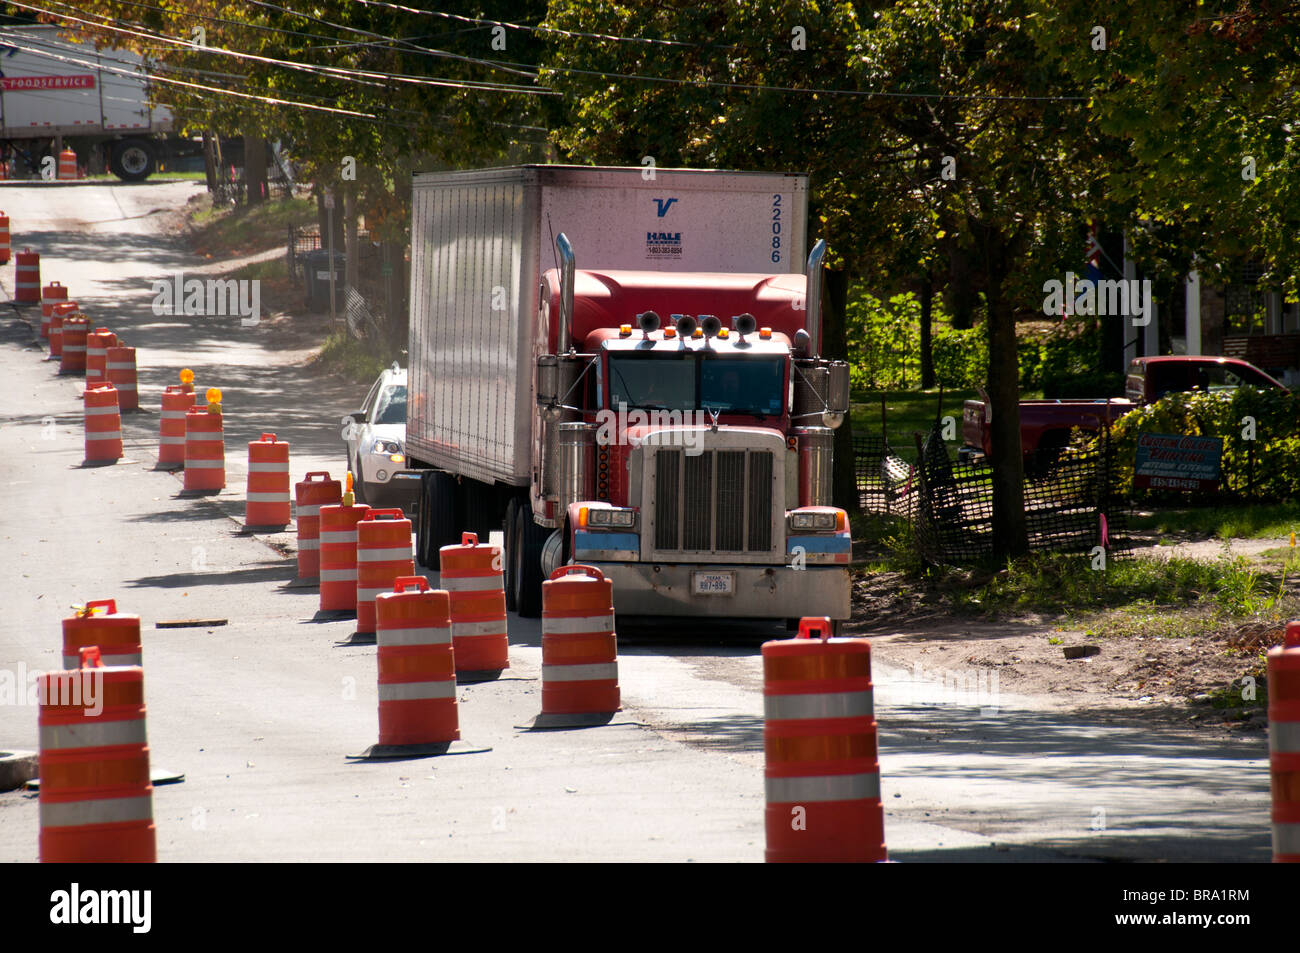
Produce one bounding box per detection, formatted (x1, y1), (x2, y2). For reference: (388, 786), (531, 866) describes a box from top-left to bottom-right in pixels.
(343, 363), (419, 512)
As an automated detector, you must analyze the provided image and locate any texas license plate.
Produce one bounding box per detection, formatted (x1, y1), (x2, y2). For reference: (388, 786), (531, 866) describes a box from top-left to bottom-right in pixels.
(692, 571), (734, 595)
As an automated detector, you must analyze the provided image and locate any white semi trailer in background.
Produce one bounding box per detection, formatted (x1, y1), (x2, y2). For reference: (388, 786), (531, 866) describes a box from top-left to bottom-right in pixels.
(0, 24), (171, 180)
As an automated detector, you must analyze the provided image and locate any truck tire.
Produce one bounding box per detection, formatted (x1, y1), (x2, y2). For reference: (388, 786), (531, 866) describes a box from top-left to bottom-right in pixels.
(502, 497), (519, 613)
(463, 478), (498, 543)
(110, 139), (156, 182)
(511, 500), (549, 618)
(419, 470), (460, 566)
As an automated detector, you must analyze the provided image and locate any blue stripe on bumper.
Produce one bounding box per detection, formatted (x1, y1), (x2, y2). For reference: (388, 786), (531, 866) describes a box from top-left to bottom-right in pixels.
(575, 531), (640, 551)
(787, 534), (851, 554)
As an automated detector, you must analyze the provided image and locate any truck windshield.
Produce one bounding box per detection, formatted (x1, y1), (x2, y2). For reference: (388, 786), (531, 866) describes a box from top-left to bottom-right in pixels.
(608, 355), (785, 416)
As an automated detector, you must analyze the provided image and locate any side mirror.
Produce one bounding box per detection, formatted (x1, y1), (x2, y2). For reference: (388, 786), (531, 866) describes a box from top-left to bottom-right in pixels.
(824, 361), (850, 429)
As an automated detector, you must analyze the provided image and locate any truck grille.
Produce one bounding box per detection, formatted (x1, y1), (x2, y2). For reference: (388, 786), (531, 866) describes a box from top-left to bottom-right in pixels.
(653, 448), (774, 554)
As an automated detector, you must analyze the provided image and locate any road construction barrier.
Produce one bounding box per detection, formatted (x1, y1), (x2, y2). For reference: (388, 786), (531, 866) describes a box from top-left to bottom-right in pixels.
(0, 211), (9, 264)
(48, 301), (78, 359)
(762, 617), (884, 863)
(357, 509), (414, 635)
(157, 385), (194, 467)
(375, 577), (459, 746)
(15, 248), (39, 303)
(295, 472), (340, 579)
(105, 346), (138, 412)
(40, 281), (68, 338)
(1269, 620), (1300, 863)
(38, 647), (155, 863)
(534, 565), (618, 724)
(440, 532), (509, 674)
(57, 148), (77, 180)
(85, 328), (116, 384)
(318, 502), (370, 611)
(83, 383), (123, 463)
(183, 405), (225, 491)
(62, 600), (141, 669)
(245, 432), (291, 526)
(59, 314), (89, 374)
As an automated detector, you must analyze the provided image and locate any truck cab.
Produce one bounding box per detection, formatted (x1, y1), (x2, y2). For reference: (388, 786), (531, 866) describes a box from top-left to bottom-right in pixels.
(531, 258), (852, 626)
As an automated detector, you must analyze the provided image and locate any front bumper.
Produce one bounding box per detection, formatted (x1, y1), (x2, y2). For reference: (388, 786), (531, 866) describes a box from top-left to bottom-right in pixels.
(362, 463), (421, 508)
(594, 562), (850, 620)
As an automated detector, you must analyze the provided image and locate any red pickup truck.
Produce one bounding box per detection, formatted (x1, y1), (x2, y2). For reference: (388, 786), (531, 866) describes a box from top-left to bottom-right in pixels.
(959, 355), (1289, 465)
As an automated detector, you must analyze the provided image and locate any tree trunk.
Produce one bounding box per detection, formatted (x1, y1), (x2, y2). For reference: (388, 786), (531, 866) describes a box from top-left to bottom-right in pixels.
(985, 273), (1028, 559)
(919, 275), (935, 389)
(244, 135), (267, 205)
(822, 268), (859, 514)
(344, 185), (359, 291)
(201, 131), (218, 194)
(947, 246), (976, 330)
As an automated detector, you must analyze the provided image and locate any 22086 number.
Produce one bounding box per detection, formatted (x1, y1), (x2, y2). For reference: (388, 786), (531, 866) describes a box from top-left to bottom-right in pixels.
(771, 194), (782, 263)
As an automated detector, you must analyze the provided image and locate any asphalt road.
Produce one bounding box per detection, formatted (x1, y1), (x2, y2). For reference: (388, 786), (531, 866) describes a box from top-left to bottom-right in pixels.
(0, 182), (1274, 862)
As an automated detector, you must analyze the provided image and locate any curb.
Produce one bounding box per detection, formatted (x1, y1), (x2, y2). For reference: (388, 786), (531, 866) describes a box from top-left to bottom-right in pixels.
(0, 750), (38, 791)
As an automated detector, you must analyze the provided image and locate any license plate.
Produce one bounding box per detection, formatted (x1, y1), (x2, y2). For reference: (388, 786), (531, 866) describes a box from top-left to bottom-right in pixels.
(692, 571), (734, 595)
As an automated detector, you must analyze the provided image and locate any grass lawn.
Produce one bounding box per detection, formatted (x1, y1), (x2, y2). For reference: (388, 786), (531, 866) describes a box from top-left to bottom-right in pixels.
(189, 194), (317, 257)
(1129, 502), (1300, 540)
(849, 387), (980, 451)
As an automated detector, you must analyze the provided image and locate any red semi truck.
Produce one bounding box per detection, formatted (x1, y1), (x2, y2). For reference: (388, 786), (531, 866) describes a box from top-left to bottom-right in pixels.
(959, 355), (1289, 464)
(406, 166), (852, 627)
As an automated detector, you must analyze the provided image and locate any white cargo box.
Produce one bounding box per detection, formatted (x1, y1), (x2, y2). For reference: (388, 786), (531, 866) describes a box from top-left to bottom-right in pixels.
(407, 165), (809, 486)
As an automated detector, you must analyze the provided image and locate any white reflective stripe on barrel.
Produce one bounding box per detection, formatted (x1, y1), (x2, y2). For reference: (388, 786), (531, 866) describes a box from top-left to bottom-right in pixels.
(40, 717), (147, 750)
(64, 652), (141, 669)
(106, 362), (134, 370)
(542, 613), (614, 635)
(542, 662), (617, 682)
(297, 538), (320, 551)
(296, 504), (322, 517)
(379, 625), (451, 647)
(765, 773), (880, 804)
(61, 345), (86, 353)
(357, 546), (411, 562)
(246, 492), (289, 503)
(440, 574), (501, 591)
(159, 435), (186, 445)
(41, 794), (153, 829)
(161, 410), (187, 419)
(320, 531), (357, 544)
(86, 431), (122, 442)
(378, 680), (456, 702)
(1274, 822), (1300, 855)
(84, 405), (118, 416)
(247, 461), (289, 473)
(184, 459), (224, 468)
(1270, 720), (1300, 753)
(319, 569), (356, 582)
(110, 383), (137, 391)
(451, 619), (506, 638)
(765, 690), (874, 721)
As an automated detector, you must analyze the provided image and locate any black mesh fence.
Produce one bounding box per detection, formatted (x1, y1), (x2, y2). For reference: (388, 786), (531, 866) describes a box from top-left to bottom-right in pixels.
(856, 426), (1133, 566)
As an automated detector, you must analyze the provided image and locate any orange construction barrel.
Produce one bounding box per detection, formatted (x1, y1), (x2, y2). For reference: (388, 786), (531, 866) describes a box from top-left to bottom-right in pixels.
(57, 148), (77, 180)
(183, 405), (225, 491)
(157, 385), (194, 467)
(245, 432), (291, 526)
(105, 346), (138, 412)
(295, 472), (341, 579)
(83, 383), (123, 463)
(40, 281), (68, 338)
(376, 577), (458, 745)
(62, 600), (141, 669)
(38, 647), (155, 862)
(59, 313), (89, 374)
(85, 328), (116, 384)
(319, 502), (370, 611)
(529, 565), (618, 728)
(1269, 621), (1300, 863)
(15, 248), (39, 303)
(763, 617), (885, 863)
(356, 509), (414, 635)
(439, 532), (509, 675)
(0, 210), (10, 264)
(48, 301), (78, 360)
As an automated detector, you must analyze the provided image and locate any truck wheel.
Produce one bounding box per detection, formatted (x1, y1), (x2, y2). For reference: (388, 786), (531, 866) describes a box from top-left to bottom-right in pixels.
(502, 497), (519, 613)
(463, 478), (498, 542)
(110, 139), (156, 182)
(512, 501), (548, 618)
(419, 470), (460, 565)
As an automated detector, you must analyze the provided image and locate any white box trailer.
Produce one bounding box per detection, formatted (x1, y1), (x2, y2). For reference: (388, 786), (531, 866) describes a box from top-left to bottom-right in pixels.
(406, 164), (809, 486)
(0, 25), (172, 179)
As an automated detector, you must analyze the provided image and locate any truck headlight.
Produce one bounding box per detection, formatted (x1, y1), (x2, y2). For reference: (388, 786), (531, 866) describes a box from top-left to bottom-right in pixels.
(788, 510), (841, 532)
(585, 507), (637, 529)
